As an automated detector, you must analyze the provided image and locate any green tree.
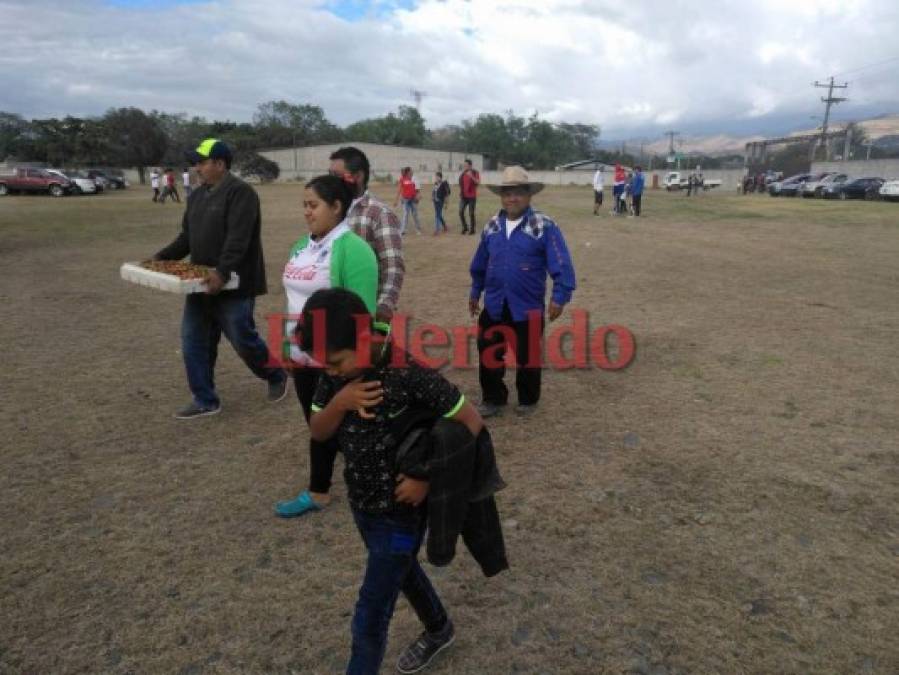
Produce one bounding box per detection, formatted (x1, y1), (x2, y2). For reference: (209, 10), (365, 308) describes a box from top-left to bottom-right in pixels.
(345, 106), (427, 147)
(0, 112), (30, 161)
(236, 152), (280, 182)
(253, 100), (341, 148)
(102, 108), (168, 182)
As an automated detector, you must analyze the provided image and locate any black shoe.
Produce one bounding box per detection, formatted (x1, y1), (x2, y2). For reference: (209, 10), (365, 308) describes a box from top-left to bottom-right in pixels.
(396, 620), (455, 674)
(468, 229), (476, 235)
(174, 402), (221, 419)
(267, 374), (289, 402)
(461, 229), (468, 235)
(477, 402), (505, 418)
(515, 403), (538, 417)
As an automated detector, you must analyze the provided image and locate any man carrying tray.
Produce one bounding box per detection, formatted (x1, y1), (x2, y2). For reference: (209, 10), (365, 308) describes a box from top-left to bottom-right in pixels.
(153, 138), (288, 419)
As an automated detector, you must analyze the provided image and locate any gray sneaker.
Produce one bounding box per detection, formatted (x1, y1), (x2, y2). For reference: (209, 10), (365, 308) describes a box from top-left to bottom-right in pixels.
(267, 374), (289, 402)
(515, 404), (538, 417)
(476, 402), (505, 418)
(174, 402), (221, 419)
(396, 620), (455, 674)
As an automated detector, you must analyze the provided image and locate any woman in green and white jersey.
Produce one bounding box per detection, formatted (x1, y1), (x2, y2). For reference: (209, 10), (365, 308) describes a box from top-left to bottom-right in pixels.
(275, 174), (378, 518)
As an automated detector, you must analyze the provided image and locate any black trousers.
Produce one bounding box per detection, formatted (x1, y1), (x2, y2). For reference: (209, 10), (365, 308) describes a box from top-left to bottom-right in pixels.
(632, 194), (642, 216)
(459, 197), (477, 232)
(477, 303), (544, 406)
(293, 367), (340, 494)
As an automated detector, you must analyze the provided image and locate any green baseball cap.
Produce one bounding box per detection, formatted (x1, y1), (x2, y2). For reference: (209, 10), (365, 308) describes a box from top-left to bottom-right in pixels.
(185, 138), (233, 164)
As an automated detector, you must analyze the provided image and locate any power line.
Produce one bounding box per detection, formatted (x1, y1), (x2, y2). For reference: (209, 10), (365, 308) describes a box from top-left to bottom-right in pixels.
(832, 54), (899, 78)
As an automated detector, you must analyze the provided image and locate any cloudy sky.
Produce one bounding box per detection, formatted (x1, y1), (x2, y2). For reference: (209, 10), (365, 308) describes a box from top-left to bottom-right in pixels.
(2, 0), (898, 139)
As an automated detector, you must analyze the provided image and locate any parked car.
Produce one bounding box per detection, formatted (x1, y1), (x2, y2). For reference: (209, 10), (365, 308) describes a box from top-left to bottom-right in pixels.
(86, 169), (128, 190)
(768, 173), (813, 196)
(802, 173), (849, 198)
(826, 177), (884, 200)
(47, 169), (97, 195)
(0, 167), (74, 196)
(664, 171), (723, 191)
(780, 172), (831, 197)
(878, 179), (899, 202)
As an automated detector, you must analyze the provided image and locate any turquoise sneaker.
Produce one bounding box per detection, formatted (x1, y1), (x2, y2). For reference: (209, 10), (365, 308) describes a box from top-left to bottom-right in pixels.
(275, 490), (323, 518)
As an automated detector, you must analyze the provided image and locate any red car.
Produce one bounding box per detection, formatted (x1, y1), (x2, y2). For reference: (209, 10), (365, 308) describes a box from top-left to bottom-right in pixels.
(0, 167), (74, 197)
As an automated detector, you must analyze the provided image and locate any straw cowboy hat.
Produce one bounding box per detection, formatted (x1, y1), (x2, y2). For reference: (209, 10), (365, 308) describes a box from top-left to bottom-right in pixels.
(486, 165), (544, 195)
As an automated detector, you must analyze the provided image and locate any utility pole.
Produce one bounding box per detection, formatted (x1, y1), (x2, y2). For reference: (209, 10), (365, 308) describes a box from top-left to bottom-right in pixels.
(410, 89), (427, 111)
(813, 77), (848, 160)
(664, 130), (681, 168)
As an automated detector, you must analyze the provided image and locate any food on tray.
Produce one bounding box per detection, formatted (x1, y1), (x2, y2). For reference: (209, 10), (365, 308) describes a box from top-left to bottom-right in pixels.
(139, 260), (215, 280)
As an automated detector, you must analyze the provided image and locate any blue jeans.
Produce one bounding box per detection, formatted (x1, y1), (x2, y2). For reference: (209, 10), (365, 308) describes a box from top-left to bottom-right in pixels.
(433, 199), (446, 233)
(401, 198), (422, 234)
(347, 509), (447, 675)
(180, 293), (284, 408)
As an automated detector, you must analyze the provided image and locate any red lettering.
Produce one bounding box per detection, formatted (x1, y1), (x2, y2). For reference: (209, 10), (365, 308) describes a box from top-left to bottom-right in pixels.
(389, 313), (409, 367)
(547, 309), (588, 369)
(265, 313), (287, 368)
(409, 323), (449, 369)
(525, 309), (545, 368)
(354, 314), (388, 368)
(590, 324), (636, 370)
(481, 325), (516, 369)
(450, 324), (479, 369)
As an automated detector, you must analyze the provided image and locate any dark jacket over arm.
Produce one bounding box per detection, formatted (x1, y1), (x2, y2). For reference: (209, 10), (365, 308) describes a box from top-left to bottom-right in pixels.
(393, 415), (508, 577)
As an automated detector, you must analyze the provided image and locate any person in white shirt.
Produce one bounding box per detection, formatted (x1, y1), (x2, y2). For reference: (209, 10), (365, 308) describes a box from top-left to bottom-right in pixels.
(182, 168), (192, 198)
(592, 166), (604, 215)
(150, 169), (160, 202)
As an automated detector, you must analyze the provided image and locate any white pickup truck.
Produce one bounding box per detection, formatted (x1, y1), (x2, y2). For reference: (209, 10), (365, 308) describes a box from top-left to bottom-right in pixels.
(664, 171), (722, 191)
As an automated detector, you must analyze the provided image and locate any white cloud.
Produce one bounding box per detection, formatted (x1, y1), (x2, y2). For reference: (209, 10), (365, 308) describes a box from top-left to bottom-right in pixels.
(0, 0), (897, 139)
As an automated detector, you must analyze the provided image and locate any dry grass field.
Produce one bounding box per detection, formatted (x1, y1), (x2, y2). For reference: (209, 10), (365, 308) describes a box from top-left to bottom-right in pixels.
(1, 183), (897, 674)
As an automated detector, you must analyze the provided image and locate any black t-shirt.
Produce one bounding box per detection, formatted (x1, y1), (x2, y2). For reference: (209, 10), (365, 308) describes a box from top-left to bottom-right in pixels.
(311, 345), (464, 513)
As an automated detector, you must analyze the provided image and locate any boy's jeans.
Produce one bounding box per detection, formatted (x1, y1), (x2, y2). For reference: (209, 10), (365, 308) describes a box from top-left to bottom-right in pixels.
(401, 198), (422, 234)
(347, 509), (447, 675)
(433, 198), (446, 233)
(181, 293), (284, 408)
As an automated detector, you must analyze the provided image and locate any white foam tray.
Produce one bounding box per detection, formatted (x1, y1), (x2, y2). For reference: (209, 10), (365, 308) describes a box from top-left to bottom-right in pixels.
(120, 262), (239, 294)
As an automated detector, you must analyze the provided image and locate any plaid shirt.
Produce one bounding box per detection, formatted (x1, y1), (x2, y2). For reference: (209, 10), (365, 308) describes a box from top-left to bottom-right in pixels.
(347, 191), (404, 317)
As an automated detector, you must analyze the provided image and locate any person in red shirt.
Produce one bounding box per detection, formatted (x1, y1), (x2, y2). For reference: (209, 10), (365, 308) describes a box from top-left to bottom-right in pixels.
(393, 166), (422, 235)
(160, 168), (181, 204)
(458, 158), (480, 235)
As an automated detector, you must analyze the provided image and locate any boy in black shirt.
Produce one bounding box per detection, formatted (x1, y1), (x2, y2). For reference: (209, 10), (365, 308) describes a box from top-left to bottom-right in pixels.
(300, 288), (483, 675)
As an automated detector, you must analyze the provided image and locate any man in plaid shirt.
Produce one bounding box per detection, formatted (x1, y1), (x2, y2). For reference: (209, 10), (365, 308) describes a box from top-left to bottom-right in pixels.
(329, 147), (404, 325)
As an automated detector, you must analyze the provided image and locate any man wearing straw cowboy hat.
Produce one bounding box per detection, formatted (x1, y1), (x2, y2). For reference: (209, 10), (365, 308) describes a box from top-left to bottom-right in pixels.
(468, 166), (576, 418)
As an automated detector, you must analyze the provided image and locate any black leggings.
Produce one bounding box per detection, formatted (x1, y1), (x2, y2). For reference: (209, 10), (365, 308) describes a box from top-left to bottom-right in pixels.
(293, 368), (340, 494)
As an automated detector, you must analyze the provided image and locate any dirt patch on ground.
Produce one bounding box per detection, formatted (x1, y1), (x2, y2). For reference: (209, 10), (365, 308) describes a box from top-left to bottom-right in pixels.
(1, 186), (897, 674)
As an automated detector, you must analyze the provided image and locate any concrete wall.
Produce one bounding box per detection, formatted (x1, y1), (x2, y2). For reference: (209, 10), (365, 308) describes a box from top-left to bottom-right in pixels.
(811, 158), (899, 180)
(259, 142), (484, 182)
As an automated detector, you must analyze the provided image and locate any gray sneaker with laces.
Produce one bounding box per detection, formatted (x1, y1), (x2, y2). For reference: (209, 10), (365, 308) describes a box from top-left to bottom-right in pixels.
(396, 620), (455, 673)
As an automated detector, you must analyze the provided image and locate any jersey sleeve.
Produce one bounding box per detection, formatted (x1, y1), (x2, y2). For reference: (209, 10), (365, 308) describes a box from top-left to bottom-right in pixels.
(310, 374), (337, 413)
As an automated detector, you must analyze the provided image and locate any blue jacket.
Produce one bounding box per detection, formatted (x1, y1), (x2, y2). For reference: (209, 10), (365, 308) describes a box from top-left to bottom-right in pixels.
(469, 207), (576, 322)
(632, 172), (645, 196)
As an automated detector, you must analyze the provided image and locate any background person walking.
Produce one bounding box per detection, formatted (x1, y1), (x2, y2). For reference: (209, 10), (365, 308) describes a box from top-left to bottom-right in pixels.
(592, 165), (604, 215)
(394, 167), (422, 235)
(432, 171), (450, 235)
(458, 159), (480, 235)
(150, 168), (160, 202)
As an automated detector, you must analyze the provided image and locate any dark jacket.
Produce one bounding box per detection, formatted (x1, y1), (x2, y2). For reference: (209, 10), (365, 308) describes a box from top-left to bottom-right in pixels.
(155, 172), (267, 297)
(391, 411), (509, 577)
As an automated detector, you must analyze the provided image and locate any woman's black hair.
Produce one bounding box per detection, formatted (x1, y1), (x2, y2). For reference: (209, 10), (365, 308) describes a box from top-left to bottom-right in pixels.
(305, 174), (354, 221)
(296, 287), (372, 355)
